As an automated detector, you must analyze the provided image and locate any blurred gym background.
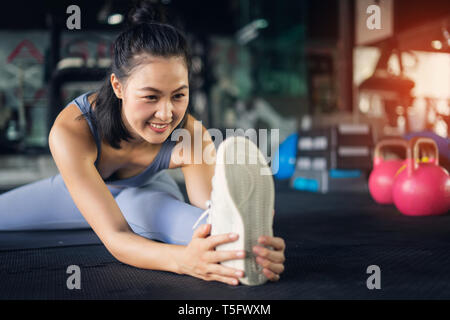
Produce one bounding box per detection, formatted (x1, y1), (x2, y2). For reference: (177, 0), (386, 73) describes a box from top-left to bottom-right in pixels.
(0, 0), (449, 192)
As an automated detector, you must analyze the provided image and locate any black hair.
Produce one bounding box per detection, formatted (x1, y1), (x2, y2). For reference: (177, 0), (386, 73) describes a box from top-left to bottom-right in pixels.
(77, 0), (191, 149)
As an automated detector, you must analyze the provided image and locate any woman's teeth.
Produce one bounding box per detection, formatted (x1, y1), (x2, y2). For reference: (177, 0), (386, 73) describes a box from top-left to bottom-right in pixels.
(149, 123), (168, 129)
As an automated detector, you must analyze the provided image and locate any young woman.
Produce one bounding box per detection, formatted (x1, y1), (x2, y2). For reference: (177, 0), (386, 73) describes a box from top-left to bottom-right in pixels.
(0, 2), (285, 286)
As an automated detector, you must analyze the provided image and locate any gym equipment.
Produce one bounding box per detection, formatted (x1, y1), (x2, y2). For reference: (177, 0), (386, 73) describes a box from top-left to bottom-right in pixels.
(292, 170), (326, 193)
(291, 168), (367, 193)
(392, 137), (450, 216)
(368, 138), (408, 204)
(291, 123), (373, 193)
(404, 131), (450, 171)
(273, 133), (298, 180)
(297, 124), (374, 171)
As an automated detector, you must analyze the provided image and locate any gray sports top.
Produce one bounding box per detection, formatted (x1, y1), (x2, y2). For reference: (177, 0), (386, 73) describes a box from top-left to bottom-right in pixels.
(69, 92), (177, 187)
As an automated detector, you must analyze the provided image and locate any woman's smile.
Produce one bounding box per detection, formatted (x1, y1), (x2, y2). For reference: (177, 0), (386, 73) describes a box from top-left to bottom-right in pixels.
(147, 121), (170, 133)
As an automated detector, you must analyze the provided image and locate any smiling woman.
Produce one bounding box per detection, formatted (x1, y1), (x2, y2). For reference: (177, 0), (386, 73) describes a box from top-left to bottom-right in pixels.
(0, 0), (240, 285)
(77, 13), (192, 150)
(107, 55), (190, 145)
(0, 0), (204, 270)
(0, 0), (285, 288)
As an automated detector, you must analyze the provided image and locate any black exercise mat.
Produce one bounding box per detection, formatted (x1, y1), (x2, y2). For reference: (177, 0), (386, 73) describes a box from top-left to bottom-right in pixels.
(0, 229), (101, 251)
(1, 182), (450, 299)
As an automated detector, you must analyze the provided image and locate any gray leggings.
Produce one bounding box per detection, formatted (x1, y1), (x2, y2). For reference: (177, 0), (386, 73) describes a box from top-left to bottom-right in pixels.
(0, 171), (206, 246)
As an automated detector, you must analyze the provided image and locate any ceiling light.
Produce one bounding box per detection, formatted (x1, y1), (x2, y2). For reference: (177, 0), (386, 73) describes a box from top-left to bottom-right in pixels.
(431, 40), (442, 50)
(108, 13), (123, 25)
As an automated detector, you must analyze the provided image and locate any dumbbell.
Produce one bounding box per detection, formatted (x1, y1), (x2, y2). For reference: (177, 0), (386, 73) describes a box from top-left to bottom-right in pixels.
(392, 137), (450, 216)
(368, 138), (408, 204)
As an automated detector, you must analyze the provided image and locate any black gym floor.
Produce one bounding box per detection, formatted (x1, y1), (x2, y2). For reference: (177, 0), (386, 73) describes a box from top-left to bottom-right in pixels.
(1, 180), (450, 300)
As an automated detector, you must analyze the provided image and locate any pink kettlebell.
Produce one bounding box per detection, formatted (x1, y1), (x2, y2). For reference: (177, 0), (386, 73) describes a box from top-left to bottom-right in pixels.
(392, 137), (450, 216)
(369, 138), (408, 204)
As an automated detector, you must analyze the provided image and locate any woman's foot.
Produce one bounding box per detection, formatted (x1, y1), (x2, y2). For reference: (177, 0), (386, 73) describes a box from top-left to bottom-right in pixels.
(195, 135), (275, 286)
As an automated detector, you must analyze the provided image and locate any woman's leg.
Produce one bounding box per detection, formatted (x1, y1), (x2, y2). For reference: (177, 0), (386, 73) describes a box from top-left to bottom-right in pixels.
(115, 171), (208, 246)
(0, 170), (208, 244)
(0, 174), (94, 230)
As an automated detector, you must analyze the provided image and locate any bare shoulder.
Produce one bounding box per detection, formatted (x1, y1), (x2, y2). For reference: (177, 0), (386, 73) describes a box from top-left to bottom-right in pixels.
(52, 92), (97, 132)
(49, 103), (98, 165)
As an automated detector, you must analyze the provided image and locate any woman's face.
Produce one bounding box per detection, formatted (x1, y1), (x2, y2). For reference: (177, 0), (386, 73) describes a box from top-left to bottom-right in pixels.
(112, 55), (189, 146)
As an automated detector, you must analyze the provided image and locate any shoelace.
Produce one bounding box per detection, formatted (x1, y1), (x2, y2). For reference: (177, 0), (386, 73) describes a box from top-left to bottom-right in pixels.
(192, 200), (212, 230)
(192, 175), (218, 230)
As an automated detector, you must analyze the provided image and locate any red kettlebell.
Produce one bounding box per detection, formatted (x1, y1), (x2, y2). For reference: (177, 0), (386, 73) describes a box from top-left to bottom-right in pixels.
(392, 137), (450, 216)
(369, 138), (408, 204)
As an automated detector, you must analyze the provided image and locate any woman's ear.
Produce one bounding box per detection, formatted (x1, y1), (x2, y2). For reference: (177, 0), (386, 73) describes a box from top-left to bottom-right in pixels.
(110, 73), (123, 99)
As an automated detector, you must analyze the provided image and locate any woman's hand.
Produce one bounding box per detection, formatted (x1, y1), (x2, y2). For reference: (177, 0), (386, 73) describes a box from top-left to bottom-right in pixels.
(177, 224), (245, 286)
(252, 235), (286, 281)
(252, 210), (286, 282)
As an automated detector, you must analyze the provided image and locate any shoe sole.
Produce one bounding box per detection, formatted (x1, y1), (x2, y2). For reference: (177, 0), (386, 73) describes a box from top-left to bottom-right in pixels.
(214, 136), (275, 286)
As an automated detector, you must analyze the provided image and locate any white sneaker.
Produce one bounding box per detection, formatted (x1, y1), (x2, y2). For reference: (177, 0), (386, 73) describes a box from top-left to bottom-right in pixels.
(192, 136), (275, 286)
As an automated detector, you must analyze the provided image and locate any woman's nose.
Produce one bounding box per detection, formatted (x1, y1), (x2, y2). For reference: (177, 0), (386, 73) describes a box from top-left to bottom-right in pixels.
(155, 100), (173, 122)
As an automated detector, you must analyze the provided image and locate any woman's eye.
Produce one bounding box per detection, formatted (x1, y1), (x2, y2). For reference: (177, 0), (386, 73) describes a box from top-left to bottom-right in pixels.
(146, 96), (158, 101)
(173, 94), (185, 99)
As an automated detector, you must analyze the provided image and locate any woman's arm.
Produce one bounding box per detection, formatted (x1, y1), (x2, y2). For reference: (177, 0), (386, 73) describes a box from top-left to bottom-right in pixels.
(48, 121), (183, 274)
(180, 116), (216, 209)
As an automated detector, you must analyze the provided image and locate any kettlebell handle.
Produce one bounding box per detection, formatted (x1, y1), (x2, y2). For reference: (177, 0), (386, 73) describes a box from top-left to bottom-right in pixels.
(373, 138), (408, 167)
(406, 137), (439, 176)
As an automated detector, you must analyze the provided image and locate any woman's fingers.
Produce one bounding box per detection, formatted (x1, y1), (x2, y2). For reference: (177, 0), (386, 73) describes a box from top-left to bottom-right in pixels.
(206, 232), (239, 250)
(262, 267), (281, 282)
(206, 263), (244, 280)
(252, 245), (285, 263)
(253, 235), (286, 281)
(258, 236), (285, 251)
(193, 224), (211, 239)
(204, 273), (240, 286)
(201, 237), (245, 285)
(203, 248), (245, 263)
(256, 256), (285, 274)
